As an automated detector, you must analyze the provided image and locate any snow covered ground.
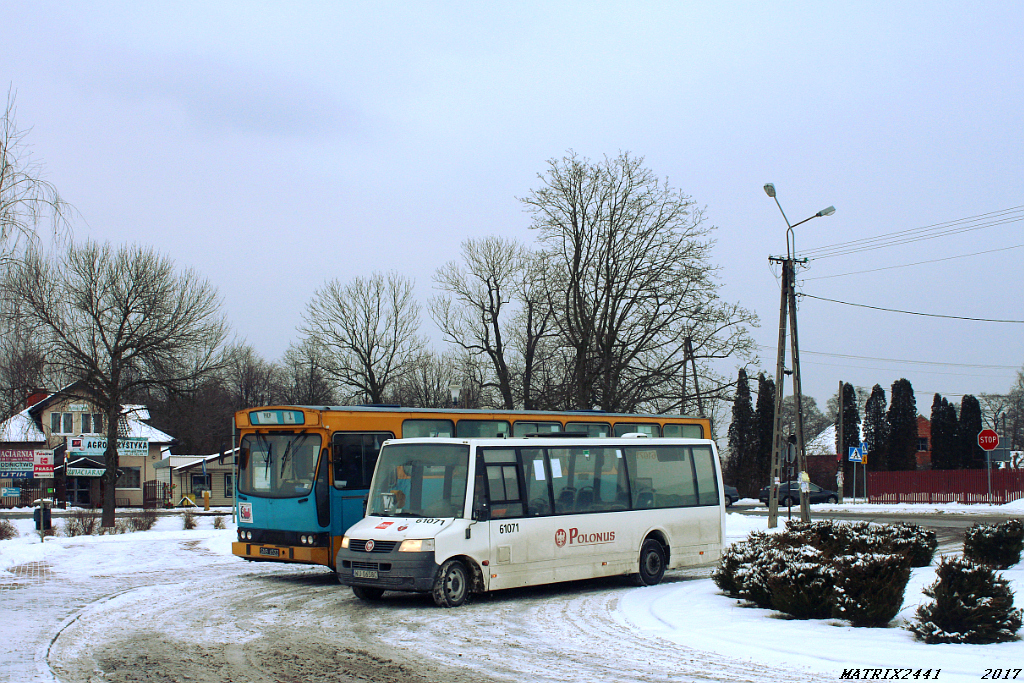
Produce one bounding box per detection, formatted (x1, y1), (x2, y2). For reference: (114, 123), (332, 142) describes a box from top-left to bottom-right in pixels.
(2, 504), (1024, 683)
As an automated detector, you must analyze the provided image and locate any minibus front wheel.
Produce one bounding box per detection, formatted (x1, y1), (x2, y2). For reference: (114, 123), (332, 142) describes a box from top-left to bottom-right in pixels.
(433, 558), (469, 607)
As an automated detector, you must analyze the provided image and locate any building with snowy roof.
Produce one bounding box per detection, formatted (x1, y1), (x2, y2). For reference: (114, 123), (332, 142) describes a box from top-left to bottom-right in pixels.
(0, 383), (175, 508)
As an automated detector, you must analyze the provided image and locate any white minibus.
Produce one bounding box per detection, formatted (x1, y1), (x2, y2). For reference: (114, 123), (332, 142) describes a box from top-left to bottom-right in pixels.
(335, 436), (725, 606)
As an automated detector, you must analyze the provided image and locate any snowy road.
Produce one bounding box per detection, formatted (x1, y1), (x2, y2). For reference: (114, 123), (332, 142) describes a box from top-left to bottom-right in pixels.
(5, 507), (1024, 683)
(3, 516), (793, 683)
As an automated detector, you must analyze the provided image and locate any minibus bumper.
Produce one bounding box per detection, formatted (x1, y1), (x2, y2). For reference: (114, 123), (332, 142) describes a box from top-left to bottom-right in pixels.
(335, 548), (438, 592)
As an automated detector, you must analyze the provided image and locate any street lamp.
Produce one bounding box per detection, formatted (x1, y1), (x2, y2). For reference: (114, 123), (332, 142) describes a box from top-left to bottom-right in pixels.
(764, 183), (835, 257)
(448, 383), (461, 408)
(764, 183), (834, 526)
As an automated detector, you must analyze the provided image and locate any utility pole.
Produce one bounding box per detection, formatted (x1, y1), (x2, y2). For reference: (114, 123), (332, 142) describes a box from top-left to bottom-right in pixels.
(764, 183), (835, 528)
(837, 380), (844, 504)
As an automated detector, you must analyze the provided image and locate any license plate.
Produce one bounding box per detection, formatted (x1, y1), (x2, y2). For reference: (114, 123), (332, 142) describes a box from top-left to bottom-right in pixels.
(353, 569), (378, 579)
(258, 547), (280, 557)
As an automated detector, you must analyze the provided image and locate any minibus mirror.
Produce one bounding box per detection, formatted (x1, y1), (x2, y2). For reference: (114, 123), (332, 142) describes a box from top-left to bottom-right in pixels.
(473, 505), (490, 521)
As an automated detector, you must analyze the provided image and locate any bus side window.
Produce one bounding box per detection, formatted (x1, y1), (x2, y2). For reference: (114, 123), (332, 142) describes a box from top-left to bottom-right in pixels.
(332, 433), (393, 490)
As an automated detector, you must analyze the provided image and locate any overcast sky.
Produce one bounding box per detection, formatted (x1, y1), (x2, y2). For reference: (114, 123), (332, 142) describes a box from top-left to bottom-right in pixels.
(3, 2), (1022, 416)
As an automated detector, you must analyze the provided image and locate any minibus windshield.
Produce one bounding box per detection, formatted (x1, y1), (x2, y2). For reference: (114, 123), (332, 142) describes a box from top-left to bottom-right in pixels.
(238, 432), (322, 498)
(368, 443), (469, 518)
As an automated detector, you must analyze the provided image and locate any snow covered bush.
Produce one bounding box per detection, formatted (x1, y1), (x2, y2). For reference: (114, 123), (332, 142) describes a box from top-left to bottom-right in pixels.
(182, 509), (198, 530)
(63, 509), (99, 536)
(872, 522), (937, 568)
(213, 515), (226, 530)
(0, 517), (17, 540)
(832, 552), (912, 627)
(126, 509), (157, 532)
(963, 519), (1024, 569)
(767, 545), (835, 619)
(712, 532), (780, 607)
(912, 556), (1022, 644)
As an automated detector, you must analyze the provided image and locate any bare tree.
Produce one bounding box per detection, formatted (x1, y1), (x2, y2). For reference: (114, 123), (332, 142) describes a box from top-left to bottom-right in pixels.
(279, 338), (336, 406)
(430, 236), (530, 409)
(1, 88), (71, 266)
(223, 342), (281, 410)
(6, 241), (229, 527)
(301, 271), (424, 404)
(521, 151), (757, 412)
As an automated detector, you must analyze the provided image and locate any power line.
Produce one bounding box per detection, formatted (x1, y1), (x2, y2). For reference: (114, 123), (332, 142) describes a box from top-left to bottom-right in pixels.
(799, 205), (1024, 259)
(800, 293), (1024, 323)
(803, 243), (1024, 281)
(756, 344), (1019, 370)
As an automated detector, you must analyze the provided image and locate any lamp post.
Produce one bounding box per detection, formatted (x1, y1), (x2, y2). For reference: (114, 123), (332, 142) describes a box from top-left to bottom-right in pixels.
(764, 183), (835, 528)
(448, 383), (461, 408)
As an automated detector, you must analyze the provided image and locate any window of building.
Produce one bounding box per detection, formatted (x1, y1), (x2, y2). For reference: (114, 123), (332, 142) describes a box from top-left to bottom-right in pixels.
(81, 413), (104, 434)
(191, 473), (211, 493)
(224, 473), (234, 498)
(917, 438), (929, 452)
(117, 467), (141, 489)
(50, 412), (74, 435)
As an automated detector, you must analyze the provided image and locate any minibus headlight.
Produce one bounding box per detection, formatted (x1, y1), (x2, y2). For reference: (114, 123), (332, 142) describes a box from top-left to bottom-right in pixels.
(340, 536), (350, 549)
(398, 538), (435, 553)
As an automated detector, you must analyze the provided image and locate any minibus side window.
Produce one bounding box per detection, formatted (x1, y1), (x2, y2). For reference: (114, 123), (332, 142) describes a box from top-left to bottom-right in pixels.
(625, 446), (697, 508)
(549, 449), (574, 513)
(481, 449), (524, 518)
(521, 448), (553, 516)
(691, 445), (719, 506)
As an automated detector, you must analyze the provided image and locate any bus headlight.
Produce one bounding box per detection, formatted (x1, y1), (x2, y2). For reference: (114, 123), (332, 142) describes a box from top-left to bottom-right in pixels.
(398, 538), (435, 553)
(341, 536), (350, 549)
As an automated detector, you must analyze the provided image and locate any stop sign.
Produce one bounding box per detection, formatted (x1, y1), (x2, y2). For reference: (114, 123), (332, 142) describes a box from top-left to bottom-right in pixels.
(978, 429), (1000, 451)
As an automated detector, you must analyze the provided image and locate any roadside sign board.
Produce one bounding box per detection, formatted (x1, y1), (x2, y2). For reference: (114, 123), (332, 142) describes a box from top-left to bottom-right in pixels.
(34, 450), (54, 478)
(978, 429), (999, 451)
(68, 436), (148, 457)
(988, 447), (1012, 462)
(848, 446), (862, 463)
(0, 449), (35, 478)
(2, 487), (19, 497)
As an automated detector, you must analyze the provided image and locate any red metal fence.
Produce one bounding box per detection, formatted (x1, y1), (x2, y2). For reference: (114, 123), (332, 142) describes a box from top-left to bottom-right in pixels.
(868, 469), (1024, 504)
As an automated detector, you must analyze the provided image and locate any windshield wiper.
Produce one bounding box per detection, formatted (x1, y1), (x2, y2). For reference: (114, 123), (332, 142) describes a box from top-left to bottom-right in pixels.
(279, 432), (309, 475)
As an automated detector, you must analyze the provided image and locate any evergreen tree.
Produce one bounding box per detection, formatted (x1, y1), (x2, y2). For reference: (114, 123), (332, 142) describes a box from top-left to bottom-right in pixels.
(957, 395), (985, 469)
(885, 378), (919, 471)
(725, 368), (756, 490)
(863, 384), (889, 471)
(751, 373), (776, 497)
(930, 394), (958, 470)
(834, 382), (861, 494)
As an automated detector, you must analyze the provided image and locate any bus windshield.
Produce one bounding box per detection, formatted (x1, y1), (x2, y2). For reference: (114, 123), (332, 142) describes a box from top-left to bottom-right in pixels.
(368, 443), (469, 518)
(238, 432), (322, 498)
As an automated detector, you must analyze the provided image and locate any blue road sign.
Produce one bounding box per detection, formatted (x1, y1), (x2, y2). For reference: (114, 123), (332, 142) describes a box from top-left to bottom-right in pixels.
(849, 446), (863, 463)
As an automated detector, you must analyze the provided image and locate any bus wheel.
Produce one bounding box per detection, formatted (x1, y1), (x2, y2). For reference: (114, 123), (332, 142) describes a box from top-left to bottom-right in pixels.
(352, 586), (385, 601)
(433, 559), (469, 607)
(632, 539), (666, 586)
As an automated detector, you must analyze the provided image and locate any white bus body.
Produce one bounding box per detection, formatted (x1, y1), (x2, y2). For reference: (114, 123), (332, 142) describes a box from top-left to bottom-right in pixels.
(335, 436), (725, 606)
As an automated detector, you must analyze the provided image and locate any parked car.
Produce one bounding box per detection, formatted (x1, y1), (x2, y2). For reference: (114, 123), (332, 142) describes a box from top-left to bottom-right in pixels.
(723, 484), (739, 507)
(757, 482), (839, 506)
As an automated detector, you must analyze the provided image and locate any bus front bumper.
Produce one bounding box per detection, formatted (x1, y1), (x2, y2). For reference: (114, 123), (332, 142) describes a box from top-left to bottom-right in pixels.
(335, 548), (438, 592)
(232, 541), (331, 566)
